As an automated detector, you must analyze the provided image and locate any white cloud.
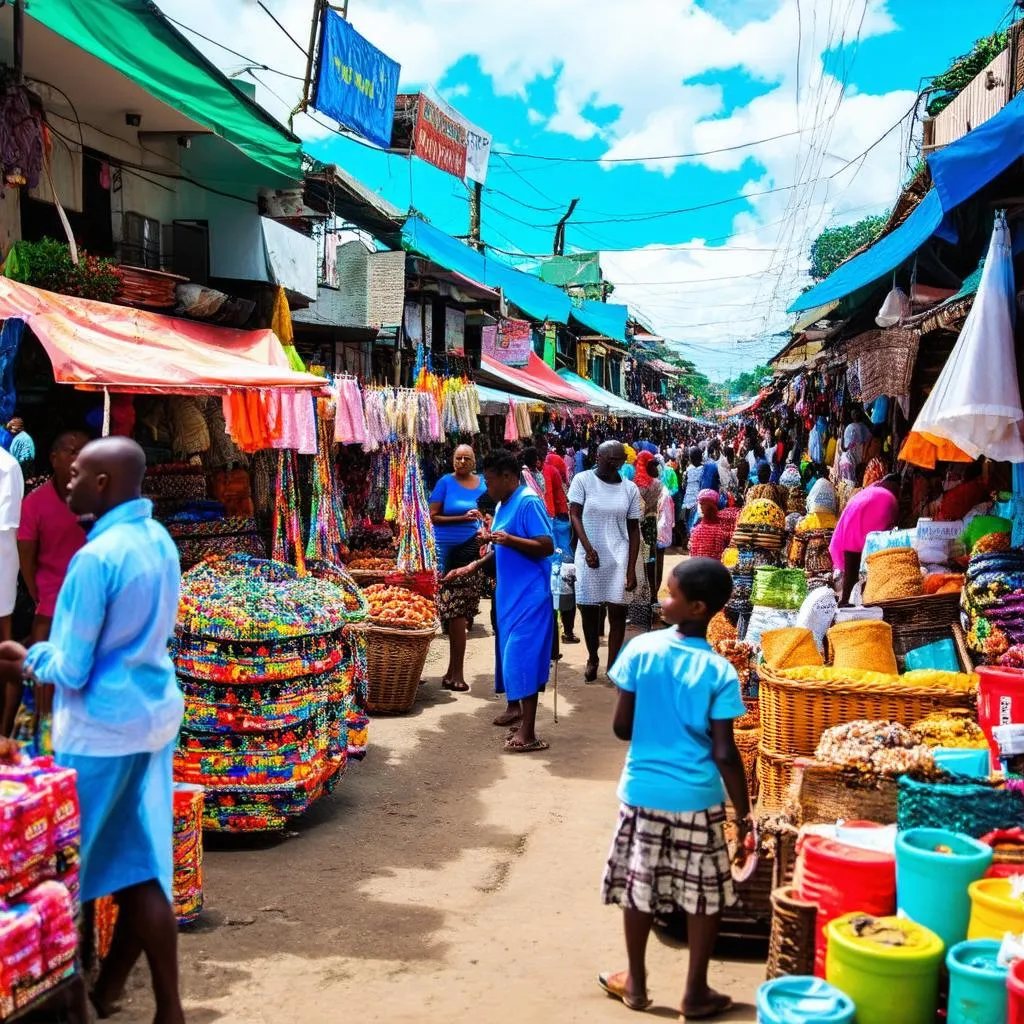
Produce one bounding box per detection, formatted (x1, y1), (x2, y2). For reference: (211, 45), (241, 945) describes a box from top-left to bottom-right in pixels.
(154, 0), (914, 378)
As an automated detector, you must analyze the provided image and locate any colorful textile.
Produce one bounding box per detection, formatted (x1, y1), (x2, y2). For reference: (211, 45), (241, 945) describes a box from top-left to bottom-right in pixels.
(601, 803), (735, 917)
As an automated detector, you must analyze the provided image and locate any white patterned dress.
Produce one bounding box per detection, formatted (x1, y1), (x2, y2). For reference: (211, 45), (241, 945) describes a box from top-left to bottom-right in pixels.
(568, 470), (642, 606)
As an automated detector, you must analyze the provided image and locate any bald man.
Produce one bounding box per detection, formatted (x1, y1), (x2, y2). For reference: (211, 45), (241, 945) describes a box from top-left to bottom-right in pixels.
(3, 437), (185, 1023)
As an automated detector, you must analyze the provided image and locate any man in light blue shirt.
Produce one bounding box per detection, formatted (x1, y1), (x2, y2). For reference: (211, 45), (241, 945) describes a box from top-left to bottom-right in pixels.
(4, 437), (185, 1024)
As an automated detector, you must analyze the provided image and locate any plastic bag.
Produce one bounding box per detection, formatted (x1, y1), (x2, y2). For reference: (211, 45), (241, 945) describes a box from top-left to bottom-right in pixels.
(876, 285), (910, 327)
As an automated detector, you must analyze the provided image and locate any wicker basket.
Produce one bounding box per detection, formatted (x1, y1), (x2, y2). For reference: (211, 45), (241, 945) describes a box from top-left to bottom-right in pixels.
(758, 665), (976, 757)
(897, 775), (1024, 838)
(757, 748), (799, 812)
(868, 594), (971, 670)
(349, 568), (391, 588)
(735, 725), (760, 800)
(787, 760), (899, 825)
(360, 622), (437, 714)
(766, 885), (818, 979)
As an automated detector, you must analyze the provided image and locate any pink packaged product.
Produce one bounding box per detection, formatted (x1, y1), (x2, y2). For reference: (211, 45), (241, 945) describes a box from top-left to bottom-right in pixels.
(0, 903), (43, 1012)
(0, 760), (79, 849)
(19, 883), (76, 973)
(0, 781), (51, 890)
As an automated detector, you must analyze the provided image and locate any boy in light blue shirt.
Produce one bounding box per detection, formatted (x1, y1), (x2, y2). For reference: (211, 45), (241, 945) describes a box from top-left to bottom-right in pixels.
(599, 558), (751, 1019)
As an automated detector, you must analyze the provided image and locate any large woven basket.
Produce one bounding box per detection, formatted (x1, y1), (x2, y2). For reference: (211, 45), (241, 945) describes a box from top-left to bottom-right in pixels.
(786, 760), (899, 825)
(766, 885), (818, 979)
(735, 725), (760, 800)
(868, 594), (970, 670)
(757, 748), (798, 812)
(758, 665), (976, 757)
(360, 622), (437, 714)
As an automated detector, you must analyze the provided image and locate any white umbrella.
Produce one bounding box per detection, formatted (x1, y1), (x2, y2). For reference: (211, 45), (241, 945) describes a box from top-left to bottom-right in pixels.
(901, 211), (1024, 468)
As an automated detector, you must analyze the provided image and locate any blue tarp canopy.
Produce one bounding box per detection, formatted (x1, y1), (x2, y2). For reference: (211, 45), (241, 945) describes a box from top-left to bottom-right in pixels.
(790, 89), (1024, 313)
(557, 369), (659, 419)
(569, 299), (628, 343)
(401, 217), (571, 324)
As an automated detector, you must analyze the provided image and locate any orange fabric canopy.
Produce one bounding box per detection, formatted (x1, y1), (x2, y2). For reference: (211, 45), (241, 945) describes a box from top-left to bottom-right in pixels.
(0, 278), (326, 394)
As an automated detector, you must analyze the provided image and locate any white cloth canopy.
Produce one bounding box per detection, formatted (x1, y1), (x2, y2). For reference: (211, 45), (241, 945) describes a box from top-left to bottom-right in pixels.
(903, 211), (1024, 466)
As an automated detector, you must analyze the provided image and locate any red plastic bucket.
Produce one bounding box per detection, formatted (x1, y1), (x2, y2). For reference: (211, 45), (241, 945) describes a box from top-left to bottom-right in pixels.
(793, 834), (897, 977)
(1008, 957), (1024, 1024)
(977, 666), (1024, 771)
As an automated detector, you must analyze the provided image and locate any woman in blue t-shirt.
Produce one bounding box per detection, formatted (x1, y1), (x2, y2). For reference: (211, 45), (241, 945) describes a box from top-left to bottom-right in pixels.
(430, 445), (487, 693)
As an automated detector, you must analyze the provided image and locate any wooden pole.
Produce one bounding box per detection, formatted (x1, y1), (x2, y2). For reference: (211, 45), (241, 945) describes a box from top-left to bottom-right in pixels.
(468, 180), (483, 251)
(290, 0), (325, 129)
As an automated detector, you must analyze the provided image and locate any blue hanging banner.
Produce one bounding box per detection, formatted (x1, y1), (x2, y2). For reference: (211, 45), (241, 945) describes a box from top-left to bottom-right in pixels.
(312, 9), (400, 149)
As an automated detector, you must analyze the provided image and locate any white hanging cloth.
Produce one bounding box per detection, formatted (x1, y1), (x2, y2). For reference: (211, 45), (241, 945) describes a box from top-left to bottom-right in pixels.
(901, 211), (1024, 467)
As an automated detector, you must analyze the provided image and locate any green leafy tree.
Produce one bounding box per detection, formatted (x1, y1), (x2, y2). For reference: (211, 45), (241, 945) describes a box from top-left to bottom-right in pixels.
(808, 214), (889, 280)
(927, 32), (1008, 117)
(724, 364), (771, 398)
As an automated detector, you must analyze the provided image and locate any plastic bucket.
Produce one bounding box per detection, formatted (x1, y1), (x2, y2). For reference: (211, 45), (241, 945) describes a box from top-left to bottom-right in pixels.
(896, 828), (994, 950)
(968, 877), (1024, 940)
(933, 747), (994, 777)
(978, 665), (1024, 770)
(1009, 958), (1024, 1024)
(794, 835), (896, 976)
(825, 914), (943, 1024)
(946, 940), (1008, 1024)
(756, 976), (855, 1023)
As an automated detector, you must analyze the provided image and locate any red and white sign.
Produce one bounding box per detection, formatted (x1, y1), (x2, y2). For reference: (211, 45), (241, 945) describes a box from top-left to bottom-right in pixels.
(391, 92), (491, 184)
(482, 318), (531, 367)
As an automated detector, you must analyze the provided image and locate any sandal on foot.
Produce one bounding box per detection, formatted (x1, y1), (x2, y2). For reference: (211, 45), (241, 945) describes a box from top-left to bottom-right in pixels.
(598, 971), (652, 1012)
(492, 709), (522, 727)
(504, 737), (550, 753)
(584, 657), (599, 682)
(442, 679), (470, 692)
(682, 993), (733, 1020)
(562, 633), (581, 644)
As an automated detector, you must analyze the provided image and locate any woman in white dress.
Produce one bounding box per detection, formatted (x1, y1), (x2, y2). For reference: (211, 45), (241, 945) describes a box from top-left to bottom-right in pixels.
(568, 440), (641, 681)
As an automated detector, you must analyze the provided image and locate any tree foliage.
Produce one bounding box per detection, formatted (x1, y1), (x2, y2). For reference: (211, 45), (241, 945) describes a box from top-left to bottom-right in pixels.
(808, 213), (888, 281)
(927, 32), (1008, 117)
(724, 364), (771, 398)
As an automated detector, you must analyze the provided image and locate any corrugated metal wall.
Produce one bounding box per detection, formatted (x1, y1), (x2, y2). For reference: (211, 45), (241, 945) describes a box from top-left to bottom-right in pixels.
(929, 50), (1010, 149)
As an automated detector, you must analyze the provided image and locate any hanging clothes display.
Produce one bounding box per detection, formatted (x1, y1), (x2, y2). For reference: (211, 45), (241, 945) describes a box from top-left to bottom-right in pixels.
(901, 212), (1024, 468)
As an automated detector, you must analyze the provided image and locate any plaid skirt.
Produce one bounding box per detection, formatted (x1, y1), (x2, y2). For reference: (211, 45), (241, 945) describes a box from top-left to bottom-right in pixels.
(601, 803), (736, 917)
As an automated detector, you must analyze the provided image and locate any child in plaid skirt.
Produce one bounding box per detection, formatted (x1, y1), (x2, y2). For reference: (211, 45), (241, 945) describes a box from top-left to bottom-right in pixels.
(599, 558), (751, 1019)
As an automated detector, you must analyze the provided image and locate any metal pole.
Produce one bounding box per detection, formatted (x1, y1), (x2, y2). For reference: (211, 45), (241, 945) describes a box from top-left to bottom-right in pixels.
(468, 180), (483, 251)
(291, 0), (325, 129)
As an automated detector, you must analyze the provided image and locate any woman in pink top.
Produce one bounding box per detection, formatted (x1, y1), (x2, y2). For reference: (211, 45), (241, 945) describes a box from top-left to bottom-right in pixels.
(830, 475), (901, 604)
(17, 431), (89, 639)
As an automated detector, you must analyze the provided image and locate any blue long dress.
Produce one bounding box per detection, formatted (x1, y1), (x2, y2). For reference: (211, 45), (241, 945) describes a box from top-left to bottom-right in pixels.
(493, 486), (554, 701)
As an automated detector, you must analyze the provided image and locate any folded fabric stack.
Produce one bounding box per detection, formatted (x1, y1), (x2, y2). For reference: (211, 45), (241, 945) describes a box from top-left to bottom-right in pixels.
(172, 784), (204, 925)
(962, 548), (1024, 659)
(165, 515), (267, 570)
(173, 555), (369, 831)
(726, 499), (787, 629)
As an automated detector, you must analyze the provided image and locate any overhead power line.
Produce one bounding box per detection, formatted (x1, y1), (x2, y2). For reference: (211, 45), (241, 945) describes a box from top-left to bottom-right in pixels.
(254, 1), (310, 58)
(164, 16), (306, 80)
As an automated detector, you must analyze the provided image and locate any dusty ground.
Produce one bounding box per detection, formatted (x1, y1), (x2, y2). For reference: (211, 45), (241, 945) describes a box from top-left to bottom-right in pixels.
(118, 590), (765, 1023)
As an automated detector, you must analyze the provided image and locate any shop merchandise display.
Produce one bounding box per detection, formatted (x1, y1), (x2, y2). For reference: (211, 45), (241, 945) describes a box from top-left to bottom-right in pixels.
(962, 547), (1024, 658)
(0, 755), (80, 1018)
(305, 402), (348, 566)
(362, 585), (438, 629)
(815, 721), (936, 776)
(172, 784), (204, 925)
(173, 555), (368, 831)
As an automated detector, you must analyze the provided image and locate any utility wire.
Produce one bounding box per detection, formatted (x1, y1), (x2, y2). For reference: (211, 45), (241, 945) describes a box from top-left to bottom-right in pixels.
(164, 16), (305, 80)
(254, 1), (310, 58)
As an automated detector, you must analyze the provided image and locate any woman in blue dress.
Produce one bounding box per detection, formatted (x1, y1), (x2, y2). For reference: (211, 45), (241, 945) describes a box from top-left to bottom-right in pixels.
(448, 449), (554, 751)
(430, 444), (487, 692)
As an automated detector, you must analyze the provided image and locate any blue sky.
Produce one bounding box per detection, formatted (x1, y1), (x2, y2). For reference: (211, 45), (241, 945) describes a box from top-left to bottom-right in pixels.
(158, 0), (1014, 379)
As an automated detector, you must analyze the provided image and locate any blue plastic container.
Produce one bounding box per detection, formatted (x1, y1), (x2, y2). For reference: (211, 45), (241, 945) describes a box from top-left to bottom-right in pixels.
(896, 828), (994, 950)
(933, 747), (992, 777)
(947, 940), (1008, 1024)
(757, 976), (856, 1023)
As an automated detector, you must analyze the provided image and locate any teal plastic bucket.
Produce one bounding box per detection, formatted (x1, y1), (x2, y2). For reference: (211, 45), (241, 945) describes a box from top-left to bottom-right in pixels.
(757, 976), (855, 1023)
(947, 940), (1008, 1024)
(896, 828), (994, 950)
(933, 748), (992, 777)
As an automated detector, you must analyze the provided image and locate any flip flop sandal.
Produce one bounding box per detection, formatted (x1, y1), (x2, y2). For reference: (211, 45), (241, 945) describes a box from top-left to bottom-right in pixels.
(442, 679), (470, 692)
(584, 658), (599, 682)
(598, 971), (652, 1012)
(681, 994), (733, 1020)
(503, 737), (550, 753)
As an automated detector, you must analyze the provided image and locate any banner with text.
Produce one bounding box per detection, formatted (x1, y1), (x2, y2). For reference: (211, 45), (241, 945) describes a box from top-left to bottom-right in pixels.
(313, 10), (400, 149)
(390, 92), (491, 184)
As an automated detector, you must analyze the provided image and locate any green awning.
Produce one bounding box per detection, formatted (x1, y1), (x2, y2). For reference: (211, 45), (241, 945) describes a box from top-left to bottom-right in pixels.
(28, 0), (303, 183)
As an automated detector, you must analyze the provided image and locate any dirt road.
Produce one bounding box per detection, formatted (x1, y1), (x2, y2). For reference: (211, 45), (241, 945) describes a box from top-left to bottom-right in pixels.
(120, 610), (765, 1023)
